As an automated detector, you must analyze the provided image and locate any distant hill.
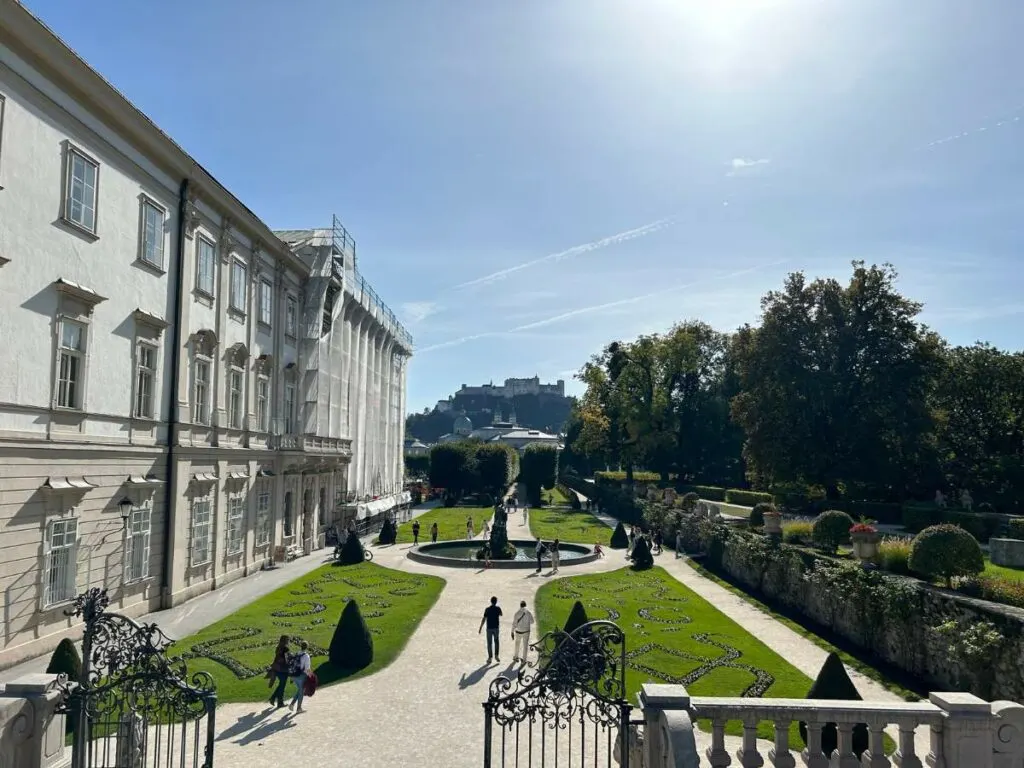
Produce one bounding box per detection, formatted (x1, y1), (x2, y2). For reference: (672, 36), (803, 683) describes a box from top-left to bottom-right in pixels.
(406, 392), (574, 444)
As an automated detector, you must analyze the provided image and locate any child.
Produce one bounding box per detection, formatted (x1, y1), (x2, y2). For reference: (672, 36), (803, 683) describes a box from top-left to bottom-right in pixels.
(594, 541), (605, 558)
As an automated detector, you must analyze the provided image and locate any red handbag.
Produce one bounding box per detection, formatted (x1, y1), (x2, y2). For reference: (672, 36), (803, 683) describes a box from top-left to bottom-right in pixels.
(303, 671), (319, 697)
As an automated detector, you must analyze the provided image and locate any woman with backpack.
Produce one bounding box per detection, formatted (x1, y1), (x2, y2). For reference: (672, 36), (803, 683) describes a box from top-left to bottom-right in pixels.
(288, 640), (312, 713)
(267, 635), (290, 708)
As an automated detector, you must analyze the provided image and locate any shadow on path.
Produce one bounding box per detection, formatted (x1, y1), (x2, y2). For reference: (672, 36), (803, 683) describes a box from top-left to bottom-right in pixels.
(233, 713), (299, 746)
(217, 708), (275, 742)
(459, 663), (494, 689)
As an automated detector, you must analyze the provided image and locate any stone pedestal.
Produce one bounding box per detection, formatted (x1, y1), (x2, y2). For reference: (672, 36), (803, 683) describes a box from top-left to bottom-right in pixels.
(0, 674), (70, 768)
(990, 539), (1024, 568)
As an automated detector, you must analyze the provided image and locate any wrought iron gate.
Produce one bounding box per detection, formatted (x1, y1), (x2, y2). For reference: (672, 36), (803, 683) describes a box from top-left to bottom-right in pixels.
(483, 620), (632, 768)
(56, 588), (217, 768)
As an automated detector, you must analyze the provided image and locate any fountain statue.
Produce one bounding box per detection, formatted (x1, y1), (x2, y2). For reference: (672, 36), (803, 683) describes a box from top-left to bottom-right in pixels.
(479, 502), (516, 560)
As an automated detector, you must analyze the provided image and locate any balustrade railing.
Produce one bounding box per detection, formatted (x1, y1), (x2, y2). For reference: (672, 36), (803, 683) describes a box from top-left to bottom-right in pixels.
(635, 684), (1024, 768)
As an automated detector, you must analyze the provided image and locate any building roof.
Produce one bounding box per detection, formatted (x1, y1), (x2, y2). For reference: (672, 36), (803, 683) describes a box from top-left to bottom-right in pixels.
(494, 429), (560, 441)
(273, 229), (334, 250)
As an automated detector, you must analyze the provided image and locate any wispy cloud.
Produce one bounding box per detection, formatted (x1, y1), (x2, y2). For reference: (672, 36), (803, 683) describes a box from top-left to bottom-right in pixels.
(726, 157), (771, 177)
(418, 259), (789, 354)
(401, 301), (439, 324)
(453, 216), (677, 290)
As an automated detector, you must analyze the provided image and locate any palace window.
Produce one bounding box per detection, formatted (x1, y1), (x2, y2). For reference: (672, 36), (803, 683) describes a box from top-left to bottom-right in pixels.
(226, 495), (244, 555)
(256, 490), (272, 546)
(56, 319), (86, 409)
(44, 517), (78, 607)
(139, 197), (165, 268)
(190, 498), (212, 565)
(125, 505), (152, 582)
(63, 144), (99, 234)
(134, 342), (157, 418)
(196, 237), (216, 296)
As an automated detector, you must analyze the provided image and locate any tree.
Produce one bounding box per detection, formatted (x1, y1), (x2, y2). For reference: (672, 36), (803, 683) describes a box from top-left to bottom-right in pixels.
(429, 442), (479, 504)
(610, 521), (629, 549)
(521, 444), (559, 506)
(337, 532), (366, 564)
(799, 653), (868, 759)
(475, 443), (519, 502)
(404, 453), (430, 478)
(909, 524), (984, 587)
(731, 262), (941, 500)
(329, 599), (374, 670)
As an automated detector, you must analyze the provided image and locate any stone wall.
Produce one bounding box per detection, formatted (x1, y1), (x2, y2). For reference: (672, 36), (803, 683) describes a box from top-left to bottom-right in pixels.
(711, 533), (1024, 702)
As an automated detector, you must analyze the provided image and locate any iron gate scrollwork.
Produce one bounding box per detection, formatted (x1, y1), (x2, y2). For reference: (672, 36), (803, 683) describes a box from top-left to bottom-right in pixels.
(483, 620), (632, 768)
(55, 588), (217, 768)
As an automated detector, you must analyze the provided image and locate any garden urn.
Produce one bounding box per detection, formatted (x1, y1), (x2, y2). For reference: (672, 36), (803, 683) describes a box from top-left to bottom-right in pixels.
(850, 526), (881, 561)
(763, 511), (783, 536)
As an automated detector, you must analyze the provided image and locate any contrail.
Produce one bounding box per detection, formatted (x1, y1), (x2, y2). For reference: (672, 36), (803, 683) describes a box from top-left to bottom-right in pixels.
(453, 216), (678, 290)
(418, 259), (789, 354)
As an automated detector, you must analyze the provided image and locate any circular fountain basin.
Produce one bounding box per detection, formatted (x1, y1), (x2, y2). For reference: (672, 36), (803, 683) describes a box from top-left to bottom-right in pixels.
(407, 539), (598, 569)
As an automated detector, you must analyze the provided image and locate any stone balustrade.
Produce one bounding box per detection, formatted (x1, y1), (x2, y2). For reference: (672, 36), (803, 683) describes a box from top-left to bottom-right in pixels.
(0, 674), (69, 768)
(635, 683), (1024, 768)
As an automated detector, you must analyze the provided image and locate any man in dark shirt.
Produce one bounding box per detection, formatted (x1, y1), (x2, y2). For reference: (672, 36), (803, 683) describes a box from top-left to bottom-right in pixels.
(412, 520), (421, 545)
(478, 596), (503, 663)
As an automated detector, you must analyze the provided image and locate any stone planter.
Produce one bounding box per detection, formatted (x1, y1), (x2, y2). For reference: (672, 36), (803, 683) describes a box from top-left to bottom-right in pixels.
(851, 531), (881, 561)
(763, 512), (783, 536)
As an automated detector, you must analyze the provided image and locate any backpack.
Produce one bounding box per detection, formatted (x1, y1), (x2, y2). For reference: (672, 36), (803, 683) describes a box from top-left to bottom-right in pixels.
(286, 653), (302, 677)
(303, 671), (319, 697)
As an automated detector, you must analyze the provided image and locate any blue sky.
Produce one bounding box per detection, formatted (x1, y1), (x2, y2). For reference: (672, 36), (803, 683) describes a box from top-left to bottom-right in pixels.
(26, 0), (1024, 412)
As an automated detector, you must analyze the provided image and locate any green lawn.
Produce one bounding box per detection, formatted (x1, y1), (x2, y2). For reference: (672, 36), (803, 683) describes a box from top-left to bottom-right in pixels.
(546, 486), (571, 505)
(170, 562), (444, 703)
(529, 506), (613, 545)
(393, 505), (493, 544)
(535, 567), (812, 740)
(983, 557), (1024, 582)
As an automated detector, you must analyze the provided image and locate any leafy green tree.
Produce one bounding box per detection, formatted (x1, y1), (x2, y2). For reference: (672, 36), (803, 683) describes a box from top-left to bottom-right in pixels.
(731, 262), (941, 500)
(520, 444), (558, 506)
(429, 442), (478, 504)
(475, 443), (519, 501)
(404, 454), (430, 478)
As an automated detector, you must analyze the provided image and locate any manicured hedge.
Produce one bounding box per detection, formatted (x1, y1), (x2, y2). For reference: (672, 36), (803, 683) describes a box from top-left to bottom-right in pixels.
(594, 471), (661, 485)
(686, 485), (727, 502)
(848, 501), (903, 525)
(725, 488), (773, 507)
(902, 504), (1007, 543)
(1008, 519), (1024, 540)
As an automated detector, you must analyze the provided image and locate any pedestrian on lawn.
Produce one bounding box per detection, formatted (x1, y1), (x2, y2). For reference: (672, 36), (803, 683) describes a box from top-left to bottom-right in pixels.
(431, 521), (439, 543)
(267, 634), (290, 708)
(479, 596), (503, 663)
(412, 520), (421, 545)
(287, 640), (311, 713)
(512, 600), (534, 663)
(551, 538), (561, 573)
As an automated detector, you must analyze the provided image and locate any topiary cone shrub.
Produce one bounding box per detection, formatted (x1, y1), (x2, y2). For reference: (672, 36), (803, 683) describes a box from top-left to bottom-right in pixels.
(630, 536), (654, 570)
(378, 519), (397, 545)
(338, 532), (366, 565)
(812, 510), (855, 554)
(799, 652), (868, 759)
(610, 522), (629, 549)
(750, 502), (774, 529)
(329, 599), (374, 671)
(909, 524), (984, 587)
(47, 637), (82, 681)
(562, 600), (591, 637)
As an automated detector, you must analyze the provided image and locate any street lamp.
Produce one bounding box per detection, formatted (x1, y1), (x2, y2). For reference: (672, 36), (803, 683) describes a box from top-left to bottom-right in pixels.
(117, 497), (133, 527)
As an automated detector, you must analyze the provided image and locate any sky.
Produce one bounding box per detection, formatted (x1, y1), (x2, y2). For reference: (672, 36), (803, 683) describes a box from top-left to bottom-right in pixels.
(23, 0), (1024, 412)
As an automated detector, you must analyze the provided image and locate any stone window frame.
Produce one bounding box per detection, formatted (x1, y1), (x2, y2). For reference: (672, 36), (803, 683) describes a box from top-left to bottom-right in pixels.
(225, 493), (245, 556)
(52, 280), (107, 412)
(190, 493), (214, 567)
(285, 294), (298, 339)
(137, 194), (167, 273)
(283, 365), (297, 434)
(190, 329), (217, 425)
(43, 515), (79, 608)
(195, 235), (216, 298)
(229, 258), (248, 316)
(256, 374), (270, 433)
(60, 141), (101, 238)
(255, 485), (272, 546)
(226, 342), (248, 430)
(133, 340), (158, 419)
(124, 502), (152, 583)
(258, 278), (274, 328)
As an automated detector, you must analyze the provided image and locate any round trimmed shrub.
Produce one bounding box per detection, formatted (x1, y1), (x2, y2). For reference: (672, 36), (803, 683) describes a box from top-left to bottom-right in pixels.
(750, 502), (775, 529)
(329, 599), (373, 670)
(909, 524), (984, 587)
(338, 532), (366, 565)
(681, 492), (700, 512)
(610, 521), (629, 549)
(812, 510), (854, 554)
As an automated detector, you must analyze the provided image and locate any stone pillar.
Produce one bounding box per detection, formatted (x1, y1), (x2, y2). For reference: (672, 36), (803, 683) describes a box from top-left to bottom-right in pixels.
(639, 683), (699, 768)
(929, 691), (996, 768)
(0, 674), (69, 768)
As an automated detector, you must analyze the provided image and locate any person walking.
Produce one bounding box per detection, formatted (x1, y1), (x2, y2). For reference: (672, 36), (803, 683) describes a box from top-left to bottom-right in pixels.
(431, 521), (439, 543)
(551, 538), (561, 573)
(654, 529), (663, 555)
(512, 600), (534, 663)
(482, 521), (490, 540)
(412, 520), (421, 545)
(522, 504), (529, 525)
(479, 596), (503, 663)
(467, 516), (475, 539)
(267, 634), (290, 708)
(675, 530), (684, 558)
(287, 640), (311, 713)
(534, 538), (545, 572)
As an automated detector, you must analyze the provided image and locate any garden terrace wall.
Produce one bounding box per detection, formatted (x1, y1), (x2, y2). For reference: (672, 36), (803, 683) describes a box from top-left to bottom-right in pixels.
(705, 531), (1024, 702)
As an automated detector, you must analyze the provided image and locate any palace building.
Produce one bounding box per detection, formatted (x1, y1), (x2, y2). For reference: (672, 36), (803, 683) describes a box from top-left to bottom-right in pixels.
(0, 3), (411, 668)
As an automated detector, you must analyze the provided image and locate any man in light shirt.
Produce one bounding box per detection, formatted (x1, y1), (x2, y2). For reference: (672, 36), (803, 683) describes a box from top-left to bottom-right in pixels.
(512, 600), (534, 663)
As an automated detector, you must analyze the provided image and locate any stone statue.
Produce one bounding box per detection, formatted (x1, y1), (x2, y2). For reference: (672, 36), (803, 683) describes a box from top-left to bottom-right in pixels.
(935, 489), (946, 508)
(486, 503), (513, 559)
(960, 489), (973, 512)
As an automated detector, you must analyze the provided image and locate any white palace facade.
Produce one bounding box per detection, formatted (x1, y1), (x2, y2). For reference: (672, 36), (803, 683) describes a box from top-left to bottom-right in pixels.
(0, 3), (411, 669)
